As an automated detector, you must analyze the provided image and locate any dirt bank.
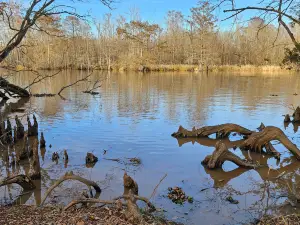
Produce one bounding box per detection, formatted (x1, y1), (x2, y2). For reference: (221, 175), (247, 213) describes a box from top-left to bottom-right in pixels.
(0, 205), (178, 225)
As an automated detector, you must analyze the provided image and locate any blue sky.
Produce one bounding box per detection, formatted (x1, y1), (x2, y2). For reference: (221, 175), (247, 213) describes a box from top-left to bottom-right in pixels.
(71, 0), (257, 27)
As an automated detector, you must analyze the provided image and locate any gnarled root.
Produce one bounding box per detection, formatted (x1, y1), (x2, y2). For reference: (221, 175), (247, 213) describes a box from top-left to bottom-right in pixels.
(63, 174), (155, 224)
(202, 141), (260, 169)
(40, 171), (101, 206)
(172, 123), (253, 138)
(0, 174), (35, 190)
(240, 126), (300, 160)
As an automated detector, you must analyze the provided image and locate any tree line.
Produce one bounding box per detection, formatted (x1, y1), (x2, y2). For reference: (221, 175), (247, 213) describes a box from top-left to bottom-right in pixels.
(1, 0), (299, 71)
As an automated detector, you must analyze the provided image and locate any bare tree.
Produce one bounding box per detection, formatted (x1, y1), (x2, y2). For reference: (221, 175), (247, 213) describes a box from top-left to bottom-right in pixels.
(221, 0), (300, 52)
(0, 0), (113, 97)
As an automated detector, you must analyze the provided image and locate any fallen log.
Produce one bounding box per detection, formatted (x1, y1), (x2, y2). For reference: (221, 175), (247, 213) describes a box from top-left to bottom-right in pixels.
(0, 77), (30, 97)
(240, 126), (300, 160)
(0, 174), (35, 190)
(172, 123), (253, 138)
(40, 171), (101, 206)
(202, 141), (260, 169)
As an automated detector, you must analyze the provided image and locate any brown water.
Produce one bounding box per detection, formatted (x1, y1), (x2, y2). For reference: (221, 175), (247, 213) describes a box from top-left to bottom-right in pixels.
(1, 71), (300, 224)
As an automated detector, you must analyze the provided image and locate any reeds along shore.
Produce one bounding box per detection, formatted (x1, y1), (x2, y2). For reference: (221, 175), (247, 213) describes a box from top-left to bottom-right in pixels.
(12, 64), (297, 73)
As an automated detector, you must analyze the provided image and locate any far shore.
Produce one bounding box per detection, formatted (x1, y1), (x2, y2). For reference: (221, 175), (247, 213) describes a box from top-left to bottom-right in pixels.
(2, 64), (298, 74)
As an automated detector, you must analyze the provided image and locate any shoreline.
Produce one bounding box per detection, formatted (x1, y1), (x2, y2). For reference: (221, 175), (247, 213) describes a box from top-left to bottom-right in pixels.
(4, 64), (297, 73)
(0, 205), (180, 225)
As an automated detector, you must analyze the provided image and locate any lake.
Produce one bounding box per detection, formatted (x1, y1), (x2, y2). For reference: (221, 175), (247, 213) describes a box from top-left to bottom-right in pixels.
(1, 70), (300, 225)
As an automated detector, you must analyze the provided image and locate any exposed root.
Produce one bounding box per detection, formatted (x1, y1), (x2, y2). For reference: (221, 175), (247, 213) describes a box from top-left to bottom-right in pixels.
(40, 171), (101, 206)
(0, 174), (35, 190)
(202, 141), (260, 169)
(172, 123), (253, 138)
(240, 126), (300, 159)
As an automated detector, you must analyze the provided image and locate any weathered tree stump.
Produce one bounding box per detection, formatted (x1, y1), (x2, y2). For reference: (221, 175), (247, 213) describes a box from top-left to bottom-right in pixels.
(27, 116), (32, 136)
(52, 152), (59, 161)
(86, 152), (98, 164)
(240, 126), (300, 159)
(202, 141), (259, 169)
(64, 149), (68, 161)
(40, 132), (45, 148)
(17, 134), (29, 162)
(29, 139), (41, 180)
(6, 118), (12, 136)
(123, 172), (139, 195)
(15, 115), (24, 139)
(172, 123), (253, 138)
(293, 107), (300, 122)
(284, 114), (291, 123)
(32, 114), (38, 136)
(27, 115), (38, 136)
(13, 126), (17, 143)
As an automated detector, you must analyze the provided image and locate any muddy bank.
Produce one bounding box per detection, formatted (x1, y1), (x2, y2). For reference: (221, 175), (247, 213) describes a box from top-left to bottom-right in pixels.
(0, 205), (178, 225)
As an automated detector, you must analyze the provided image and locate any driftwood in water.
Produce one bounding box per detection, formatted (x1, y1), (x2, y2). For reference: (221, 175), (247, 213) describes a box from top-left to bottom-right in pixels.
(202, 141), (259, 169)
(0, 174), (35, 190)
(240, 126), (300, 159)
(15, 115), (24, 139)
(172, 123), (252, 138)
(29, 139), (41, 180)
(86, 152), (98, 164)
(40, 171), (101, 206)
(0, 77), (30, 98)
(40, 132), (45, 148)
(172, 123), (295, 159)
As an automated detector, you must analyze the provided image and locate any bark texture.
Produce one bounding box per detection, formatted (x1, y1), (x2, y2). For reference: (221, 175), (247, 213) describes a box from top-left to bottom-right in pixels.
(202, 141), (259, 169)
(172, 123), (253, 138)
(240, 126), (300, 159)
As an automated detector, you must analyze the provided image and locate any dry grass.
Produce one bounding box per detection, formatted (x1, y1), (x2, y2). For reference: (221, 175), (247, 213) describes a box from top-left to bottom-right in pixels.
(258, 214), (300, 225)
(102, 64), (294, 73)
(211, 65), (292, 73)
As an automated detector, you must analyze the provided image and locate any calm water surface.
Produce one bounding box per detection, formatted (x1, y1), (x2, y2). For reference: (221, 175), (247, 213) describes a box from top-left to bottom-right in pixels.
(1, 71), (300, 224)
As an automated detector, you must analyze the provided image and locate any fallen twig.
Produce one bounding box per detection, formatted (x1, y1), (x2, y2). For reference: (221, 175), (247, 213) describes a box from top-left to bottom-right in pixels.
(149, 173), (167, 199)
